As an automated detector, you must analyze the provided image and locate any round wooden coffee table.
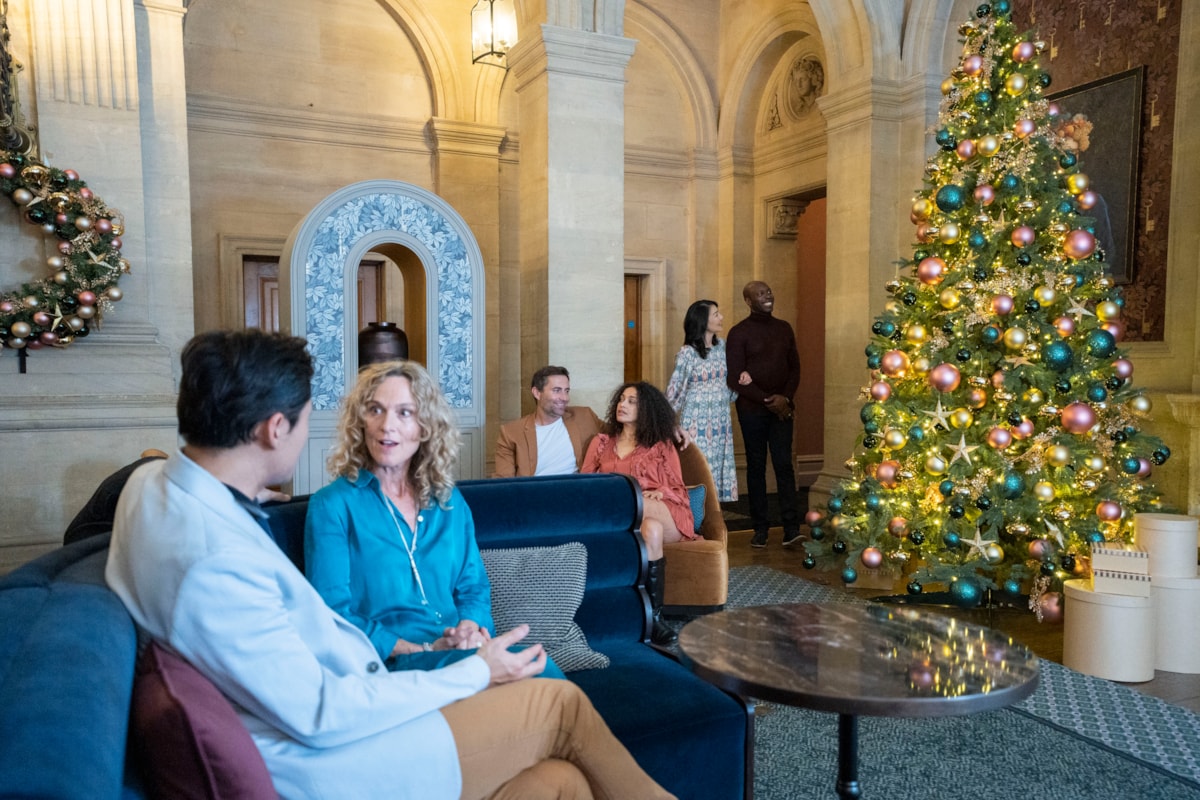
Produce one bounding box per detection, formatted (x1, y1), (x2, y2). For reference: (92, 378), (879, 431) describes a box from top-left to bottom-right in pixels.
(678, 603), (1039, 799)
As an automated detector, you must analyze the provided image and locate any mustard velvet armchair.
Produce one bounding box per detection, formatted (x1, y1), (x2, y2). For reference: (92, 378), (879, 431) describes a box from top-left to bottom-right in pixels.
(662, 443), (730, 614)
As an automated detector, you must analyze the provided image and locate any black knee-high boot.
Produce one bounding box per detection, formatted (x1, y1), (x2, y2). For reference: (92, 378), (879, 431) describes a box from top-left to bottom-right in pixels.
(647, 558), (677, 645)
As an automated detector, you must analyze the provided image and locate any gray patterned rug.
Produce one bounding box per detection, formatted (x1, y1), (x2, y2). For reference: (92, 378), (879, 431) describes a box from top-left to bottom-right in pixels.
(723, 566), (1200, 799)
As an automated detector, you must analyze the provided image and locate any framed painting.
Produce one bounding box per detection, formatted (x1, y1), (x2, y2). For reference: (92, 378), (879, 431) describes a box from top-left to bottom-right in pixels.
(1048, 66), (1145, 285)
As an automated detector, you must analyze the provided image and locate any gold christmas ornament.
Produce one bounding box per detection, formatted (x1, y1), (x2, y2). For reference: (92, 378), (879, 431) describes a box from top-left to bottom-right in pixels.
(939, 288), (962, 309)
(1048, 445), (1072, 467)
(1066, 173), (1090, 195)
(950, 407), (973, 428)
(1034, 481), (1056, 502)
(1130, 395), (1152, 414)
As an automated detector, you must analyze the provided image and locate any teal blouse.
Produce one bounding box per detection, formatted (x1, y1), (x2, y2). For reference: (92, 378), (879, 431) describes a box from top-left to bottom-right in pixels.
(304, 472), (493, 662)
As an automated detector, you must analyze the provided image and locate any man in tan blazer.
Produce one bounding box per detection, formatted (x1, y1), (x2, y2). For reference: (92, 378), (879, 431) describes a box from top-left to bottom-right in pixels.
(494, 366), (602, 477)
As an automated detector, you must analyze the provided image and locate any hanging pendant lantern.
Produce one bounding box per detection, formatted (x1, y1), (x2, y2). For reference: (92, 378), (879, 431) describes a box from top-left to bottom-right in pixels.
(471, 0), (517, 68)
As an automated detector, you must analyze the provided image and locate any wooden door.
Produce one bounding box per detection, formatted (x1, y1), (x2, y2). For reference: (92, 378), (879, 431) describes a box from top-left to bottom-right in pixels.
(623, 274), (643, 382)
(243, 257), (383, 332)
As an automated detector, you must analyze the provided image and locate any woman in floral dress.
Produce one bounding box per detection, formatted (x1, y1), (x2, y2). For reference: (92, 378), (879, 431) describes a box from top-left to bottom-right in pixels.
(666, 300), (741, 502)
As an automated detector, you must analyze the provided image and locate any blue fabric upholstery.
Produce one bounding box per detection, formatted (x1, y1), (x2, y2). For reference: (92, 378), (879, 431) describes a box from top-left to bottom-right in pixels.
(1, 473), (750, 800)
(0, 535), (139, 799)
(687, 484), (707, 532)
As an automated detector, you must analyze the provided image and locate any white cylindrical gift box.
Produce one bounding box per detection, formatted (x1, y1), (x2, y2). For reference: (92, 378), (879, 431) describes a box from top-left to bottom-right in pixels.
(1064, 579), (1155, 682)
(1134, 513), (1199, 579)
(1152, 576), (1200, 674)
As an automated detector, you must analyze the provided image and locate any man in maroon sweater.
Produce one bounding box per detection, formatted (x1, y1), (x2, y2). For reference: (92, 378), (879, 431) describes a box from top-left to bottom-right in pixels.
(725, 281), (802, 548)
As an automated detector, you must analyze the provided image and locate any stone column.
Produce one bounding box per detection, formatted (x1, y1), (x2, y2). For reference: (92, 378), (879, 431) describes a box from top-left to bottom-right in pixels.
(810, 78), (907, 503)
(428, 118), (506, 462)
(507, 25), (635, 414)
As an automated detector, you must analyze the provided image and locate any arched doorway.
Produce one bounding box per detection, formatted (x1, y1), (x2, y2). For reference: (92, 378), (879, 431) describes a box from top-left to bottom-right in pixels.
(280, 180), (486, 491)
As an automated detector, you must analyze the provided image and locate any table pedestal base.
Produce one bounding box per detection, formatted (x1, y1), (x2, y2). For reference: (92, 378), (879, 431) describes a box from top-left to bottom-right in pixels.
(836, 713), (861, 799)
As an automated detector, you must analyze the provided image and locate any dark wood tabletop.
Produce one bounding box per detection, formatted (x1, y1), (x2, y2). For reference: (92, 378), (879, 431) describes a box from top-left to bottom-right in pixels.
(678, 602), (1040, 717)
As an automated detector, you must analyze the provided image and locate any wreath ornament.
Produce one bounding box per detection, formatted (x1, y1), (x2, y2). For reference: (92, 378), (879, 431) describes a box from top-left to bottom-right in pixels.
(0, 148), (128, 352)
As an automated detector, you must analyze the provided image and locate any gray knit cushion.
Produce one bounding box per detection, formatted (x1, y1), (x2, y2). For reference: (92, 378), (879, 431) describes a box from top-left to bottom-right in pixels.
(481, 542), (609, 672)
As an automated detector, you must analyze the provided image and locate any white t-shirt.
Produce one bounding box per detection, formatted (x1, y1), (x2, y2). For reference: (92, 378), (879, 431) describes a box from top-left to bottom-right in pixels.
(534, 417), (578, 476)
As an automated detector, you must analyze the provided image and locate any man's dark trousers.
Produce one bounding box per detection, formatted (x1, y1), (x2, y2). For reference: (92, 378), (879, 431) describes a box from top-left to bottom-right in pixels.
(737, 410), (800, 537)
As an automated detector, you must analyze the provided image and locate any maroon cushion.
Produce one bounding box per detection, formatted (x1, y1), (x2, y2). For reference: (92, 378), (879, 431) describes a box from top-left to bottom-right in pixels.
(130, 642), (276, 800)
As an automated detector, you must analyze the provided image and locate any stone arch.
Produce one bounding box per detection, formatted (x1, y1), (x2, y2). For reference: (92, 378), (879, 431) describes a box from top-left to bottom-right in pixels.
(280, 180), (486, 489)
(374, 0), (463, 118)
(625, 1), (716, 152)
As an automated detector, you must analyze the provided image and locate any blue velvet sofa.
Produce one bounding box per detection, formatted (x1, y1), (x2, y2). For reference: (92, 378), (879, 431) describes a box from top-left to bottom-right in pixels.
(0, 472), (752, 799)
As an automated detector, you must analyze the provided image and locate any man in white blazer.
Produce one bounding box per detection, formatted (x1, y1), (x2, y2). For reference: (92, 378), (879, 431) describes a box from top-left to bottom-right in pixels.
(106, 330), (672, 800)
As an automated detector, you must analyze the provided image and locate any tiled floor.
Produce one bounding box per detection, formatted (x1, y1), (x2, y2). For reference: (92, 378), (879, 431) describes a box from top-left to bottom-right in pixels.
(725, 525), (1200, 715)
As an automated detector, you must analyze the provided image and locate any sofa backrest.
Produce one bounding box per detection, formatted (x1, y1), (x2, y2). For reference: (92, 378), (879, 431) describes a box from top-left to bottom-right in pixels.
(262, 473), (650, 648)
(0, 534), (139, 799)
(458, 474), (648, 646)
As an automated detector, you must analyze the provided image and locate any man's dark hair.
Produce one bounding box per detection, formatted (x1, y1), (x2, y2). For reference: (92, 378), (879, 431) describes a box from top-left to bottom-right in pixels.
(177, 330), (313, 448)
(531, 365), (570, 391)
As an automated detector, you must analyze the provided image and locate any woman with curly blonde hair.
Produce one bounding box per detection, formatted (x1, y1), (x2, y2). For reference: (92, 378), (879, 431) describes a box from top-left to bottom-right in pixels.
(306, 360), (563, 677)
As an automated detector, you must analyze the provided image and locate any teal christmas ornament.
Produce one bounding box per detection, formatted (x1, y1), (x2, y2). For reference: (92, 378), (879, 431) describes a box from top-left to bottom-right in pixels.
(1058, 201), (1074, 213)
(969, 231), (987, 249)
(1044, 341), (1073, 371)
(902, 291), (917, 305)
(976, 3), (991, 16)
(842, 567), (858, 584)
(994, 0), (1011, 14)
(936, 129), (957, 150)
(865, 493), (882, 511)
(867, 354), (882, 369)
(1000, 174), (1020, 192)
(1086, 329), (1116, 358)
(948, 503), (966, 519)
(828, 497), (844, 513)
(1038, 72), (1052, 88)
(982, 326), (1001, 344)
(944, 532), (961, 548)
(832, 540), (848, 555)
(1059, 153), (1077, 168)
(1153, 447), (1171, 465)
(974, 90), (993, 108)
(1121, 457), (1141, 474)
(935, 184), (966, 212)
(908, 426), (925, 443)
(907, 580), (923, 595)
(1087, 384), (1108, 402)
(1003, 578), (1021, 595)
(802, 556), (817, 569)
(810, 526), (825, 541)
(1002, 471), (1025, 498)
(909, 530), (926, 545)
(1086, 530), (1105, 543)
(939, 480), (955, 497)
(950, 580), (982, 608)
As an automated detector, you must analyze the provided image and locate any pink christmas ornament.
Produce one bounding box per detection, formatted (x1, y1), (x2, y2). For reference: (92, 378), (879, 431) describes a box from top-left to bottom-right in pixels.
(1014, 118), (1036, 138)
(917, 256), (947, 285)
(1061, 402), (1097, 434)
(57, 241), (72, 254)
(31, 311), (51, 327)
(39, 331), (58, 345)
(1063, 229), (1096, 260)
(877, 460), (900, 487)
(1137, 458), (1152, 479)
(1012, 41), (1036, 62)
(986, 427), (1013, 449)
(0, 163), (15, 179)
(64, 169), (79, 181)
(1077, 191), (1098, 210)
(974, 184), (995, 205)
(963, 54), (984, 75)
(992, 294), (1014, 315)
(77, 291), (97, 306)
(1101, 321), (1125, 341)
(888, 517), (908, 537)
(1028, 539), (1052, 559)
(1096, 500), (1123, 521)
(805, 510), (823, 527)
(870, 381), (892, 402)
(95, 218), (113, 235)
(1010, 226), (1036, 247)
(1013, 418), (1035, 439)
(956, 139), (977, 160)
(1112, 358), (1134, 379)
(1039, 592), (1064, 623)
(0, 301), (13, 313)
(1054, 316), (1075, 337)
(861, 547), (884, 569)
(1047, 102), (1061, 117)
(79, 187), (93, 200)
(929, 363), (961, 393)
(880, 350), (910, 377)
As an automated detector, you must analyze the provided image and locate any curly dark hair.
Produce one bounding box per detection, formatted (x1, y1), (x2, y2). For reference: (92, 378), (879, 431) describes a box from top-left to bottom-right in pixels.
(682, 300), (719, 359)
(601, 381), (677, 446)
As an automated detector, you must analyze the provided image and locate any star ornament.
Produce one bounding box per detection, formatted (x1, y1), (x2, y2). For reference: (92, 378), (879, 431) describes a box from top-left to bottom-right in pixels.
(1065, 297), (1095, 320)
(1045, 520), (1065, 548)
(963, 529), (997, 558)
(946, 434), (980, 466)
(923, 398), (953, 430)
(1004, 355), (1033, 368)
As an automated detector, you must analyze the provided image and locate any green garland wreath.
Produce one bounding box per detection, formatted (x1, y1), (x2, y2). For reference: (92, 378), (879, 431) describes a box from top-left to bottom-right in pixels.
(0, 148), (128, 350)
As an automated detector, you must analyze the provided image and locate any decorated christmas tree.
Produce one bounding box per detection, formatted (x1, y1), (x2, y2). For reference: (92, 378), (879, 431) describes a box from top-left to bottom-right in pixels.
(803, 1), (1171, 618)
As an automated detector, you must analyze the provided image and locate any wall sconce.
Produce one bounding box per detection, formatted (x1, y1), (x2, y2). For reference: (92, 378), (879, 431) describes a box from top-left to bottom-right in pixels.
(471, 0), (517, 68)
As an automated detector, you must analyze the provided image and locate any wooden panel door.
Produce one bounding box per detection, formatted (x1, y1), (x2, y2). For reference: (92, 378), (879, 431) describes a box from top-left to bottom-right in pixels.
(623, 274), (642, 382)
(244, 258), (383, 332)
